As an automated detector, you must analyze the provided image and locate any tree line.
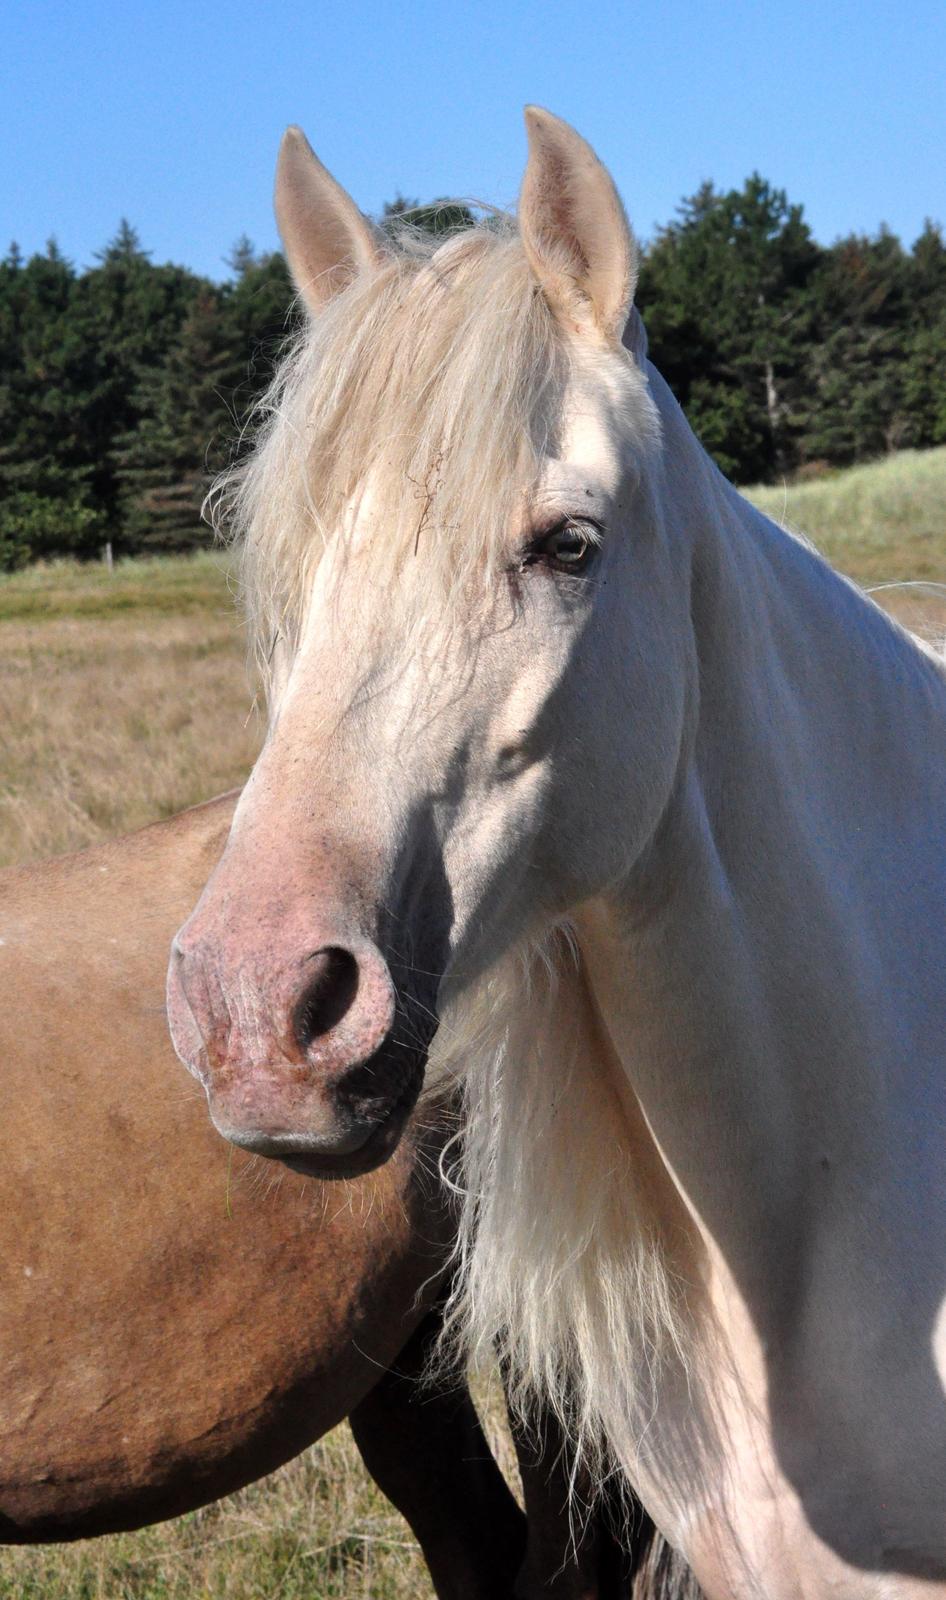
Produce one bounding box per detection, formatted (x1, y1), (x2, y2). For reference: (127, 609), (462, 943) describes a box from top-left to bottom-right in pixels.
(1, 179), (944, 568)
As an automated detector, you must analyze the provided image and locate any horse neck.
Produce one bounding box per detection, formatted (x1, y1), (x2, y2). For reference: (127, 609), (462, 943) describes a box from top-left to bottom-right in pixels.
(579, 370), (946, 1311)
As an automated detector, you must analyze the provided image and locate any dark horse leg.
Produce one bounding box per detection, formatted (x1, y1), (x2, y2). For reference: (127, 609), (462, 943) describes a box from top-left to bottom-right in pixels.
(349, 1305), (526, 1599)
(511, 1406), (703, 1600)
(509, 1402), (651, 1599)
(350, 1308), (688, 1600)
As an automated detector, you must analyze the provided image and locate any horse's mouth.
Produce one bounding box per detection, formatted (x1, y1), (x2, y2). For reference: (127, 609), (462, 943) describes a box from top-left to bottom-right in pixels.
(278, 1060), (424, 1182)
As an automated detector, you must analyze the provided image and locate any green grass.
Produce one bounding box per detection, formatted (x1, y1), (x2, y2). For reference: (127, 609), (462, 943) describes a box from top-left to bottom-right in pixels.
(0, 550), (235, 622)
(745, 446), (946, 586)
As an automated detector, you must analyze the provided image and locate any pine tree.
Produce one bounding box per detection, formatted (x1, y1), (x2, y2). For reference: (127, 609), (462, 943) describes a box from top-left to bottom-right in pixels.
(221, 251), (299, 426)
(638, 176), (819, 482)
(801, 229), (911, 463)
(115, 289), (237, 552)
(225, 234), (259, 279)
(900, 222), (946, 448)
(0, 243), (105, 561)
(71, 225), (204, 534)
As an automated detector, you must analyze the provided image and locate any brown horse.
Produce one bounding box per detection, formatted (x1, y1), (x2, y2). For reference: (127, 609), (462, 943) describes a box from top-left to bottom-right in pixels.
(0, 793), (668, 1598)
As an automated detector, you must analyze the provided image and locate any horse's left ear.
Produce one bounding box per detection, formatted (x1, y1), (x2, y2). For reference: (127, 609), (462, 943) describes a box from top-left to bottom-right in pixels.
(519, 106), (637, 346)
(275, 126), (383, 315)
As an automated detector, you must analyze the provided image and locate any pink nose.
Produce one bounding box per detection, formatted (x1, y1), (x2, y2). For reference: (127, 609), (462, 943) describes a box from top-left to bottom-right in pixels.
(166, 924), (406, 1166)
(292, 946), (360, 1046)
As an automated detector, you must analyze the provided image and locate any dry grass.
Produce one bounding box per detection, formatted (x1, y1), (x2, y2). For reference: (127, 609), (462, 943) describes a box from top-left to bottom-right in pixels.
(0, 449), (944, 1595)
(0, 557), (261, 868)
(1, 1437), (429, 1600)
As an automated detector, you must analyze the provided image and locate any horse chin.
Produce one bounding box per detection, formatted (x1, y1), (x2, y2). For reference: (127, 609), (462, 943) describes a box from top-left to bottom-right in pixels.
(273, 1041), (429, 1181)
(278, 1098), (416, 1181)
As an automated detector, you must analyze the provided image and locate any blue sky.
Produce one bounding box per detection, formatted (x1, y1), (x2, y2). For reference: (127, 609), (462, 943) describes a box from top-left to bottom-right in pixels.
(5, 0), (944, 279)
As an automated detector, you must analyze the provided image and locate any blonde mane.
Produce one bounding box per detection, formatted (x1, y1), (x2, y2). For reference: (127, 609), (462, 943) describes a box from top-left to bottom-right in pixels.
(427, 927), (701, 1511)
(210, 217), (572, 693)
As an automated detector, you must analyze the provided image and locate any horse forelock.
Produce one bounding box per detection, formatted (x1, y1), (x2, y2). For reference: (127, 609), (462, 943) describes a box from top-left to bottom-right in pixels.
(209, 214), (655, 702)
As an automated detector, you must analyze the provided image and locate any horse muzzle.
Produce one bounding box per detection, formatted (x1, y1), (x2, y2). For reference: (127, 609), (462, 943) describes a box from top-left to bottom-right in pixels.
(166, 924), (428, 1179)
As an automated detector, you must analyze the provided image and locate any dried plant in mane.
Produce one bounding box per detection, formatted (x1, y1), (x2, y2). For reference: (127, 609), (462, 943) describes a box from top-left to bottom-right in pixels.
(209, 218), (570, 697)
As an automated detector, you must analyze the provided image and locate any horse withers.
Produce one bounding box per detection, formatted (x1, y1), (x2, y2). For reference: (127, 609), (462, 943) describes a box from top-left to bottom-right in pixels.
(167, 110), (946, 1598)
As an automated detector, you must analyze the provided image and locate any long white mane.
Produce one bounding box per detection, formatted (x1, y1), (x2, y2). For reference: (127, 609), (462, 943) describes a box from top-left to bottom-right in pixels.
(430, 928), (699, 1498)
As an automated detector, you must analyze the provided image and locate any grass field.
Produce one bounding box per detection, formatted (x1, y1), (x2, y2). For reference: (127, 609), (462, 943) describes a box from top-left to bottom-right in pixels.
(747, 445), (946, 588)
(0, 1435), (435, 1600)
(0, 552), (261, 868)
(0, 447), (944, 1596)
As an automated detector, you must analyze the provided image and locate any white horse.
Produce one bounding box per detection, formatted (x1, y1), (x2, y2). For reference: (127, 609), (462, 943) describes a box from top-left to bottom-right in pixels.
(167, 109), (946, 1599)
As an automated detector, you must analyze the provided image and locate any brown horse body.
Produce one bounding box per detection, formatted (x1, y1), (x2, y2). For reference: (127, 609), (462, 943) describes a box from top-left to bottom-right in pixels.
(0, 795), (662, 1597)
(0, 794), (456, 1534)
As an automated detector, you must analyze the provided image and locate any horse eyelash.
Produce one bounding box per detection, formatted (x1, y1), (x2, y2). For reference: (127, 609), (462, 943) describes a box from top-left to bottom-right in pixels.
(518, 516), (605, 572)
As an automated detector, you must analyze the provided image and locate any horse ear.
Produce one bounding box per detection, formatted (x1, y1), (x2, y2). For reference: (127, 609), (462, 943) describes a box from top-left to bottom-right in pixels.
(519, 106), (636, 345)
(275, 126), (383, 314)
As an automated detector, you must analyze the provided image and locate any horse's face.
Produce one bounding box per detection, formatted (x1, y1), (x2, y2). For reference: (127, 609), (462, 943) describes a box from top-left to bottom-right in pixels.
(167, 111), (691, 1176)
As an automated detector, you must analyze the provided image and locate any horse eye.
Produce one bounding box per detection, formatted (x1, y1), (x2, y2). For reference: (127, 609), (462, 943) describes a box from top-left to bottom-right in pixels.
(528, 520), (600, 574)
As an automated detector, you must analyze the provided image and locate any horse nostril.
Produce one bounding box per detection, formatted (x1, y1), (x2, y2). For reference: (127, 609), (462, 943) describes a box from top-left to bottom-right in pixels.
(293, 947), (360, 1049)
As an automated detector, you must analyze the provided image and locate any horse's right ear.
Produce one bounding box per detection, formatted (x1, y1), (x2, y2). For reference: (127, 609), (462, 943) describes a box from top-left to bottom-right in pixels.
(519, 107), (636, 347)
(275, 127), (383, 314)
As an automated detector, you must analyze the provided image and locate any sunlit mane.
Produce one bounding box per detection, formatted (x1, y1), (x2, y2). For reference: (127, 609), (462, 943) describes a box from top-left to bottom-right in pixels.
(210, 217), (573, 694)
(428, 929), (700, 1505)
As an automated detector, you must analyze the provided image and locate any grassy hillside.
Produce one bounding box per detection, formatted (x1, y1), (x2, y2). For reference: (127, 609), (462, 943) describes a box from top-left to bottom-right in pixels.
(746, 445), (946, 587)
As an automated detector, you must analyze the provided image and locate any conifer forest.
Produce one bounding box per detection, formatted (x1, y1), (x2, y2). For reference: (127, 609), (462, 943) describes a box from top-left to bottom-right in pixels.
(2, 180), (944, 568)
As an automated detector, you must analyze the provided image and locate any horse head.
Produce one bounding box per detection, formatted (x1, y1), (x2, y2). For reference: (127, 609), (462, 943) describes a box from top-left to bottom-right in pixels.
(167, 110), (693, 1177)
